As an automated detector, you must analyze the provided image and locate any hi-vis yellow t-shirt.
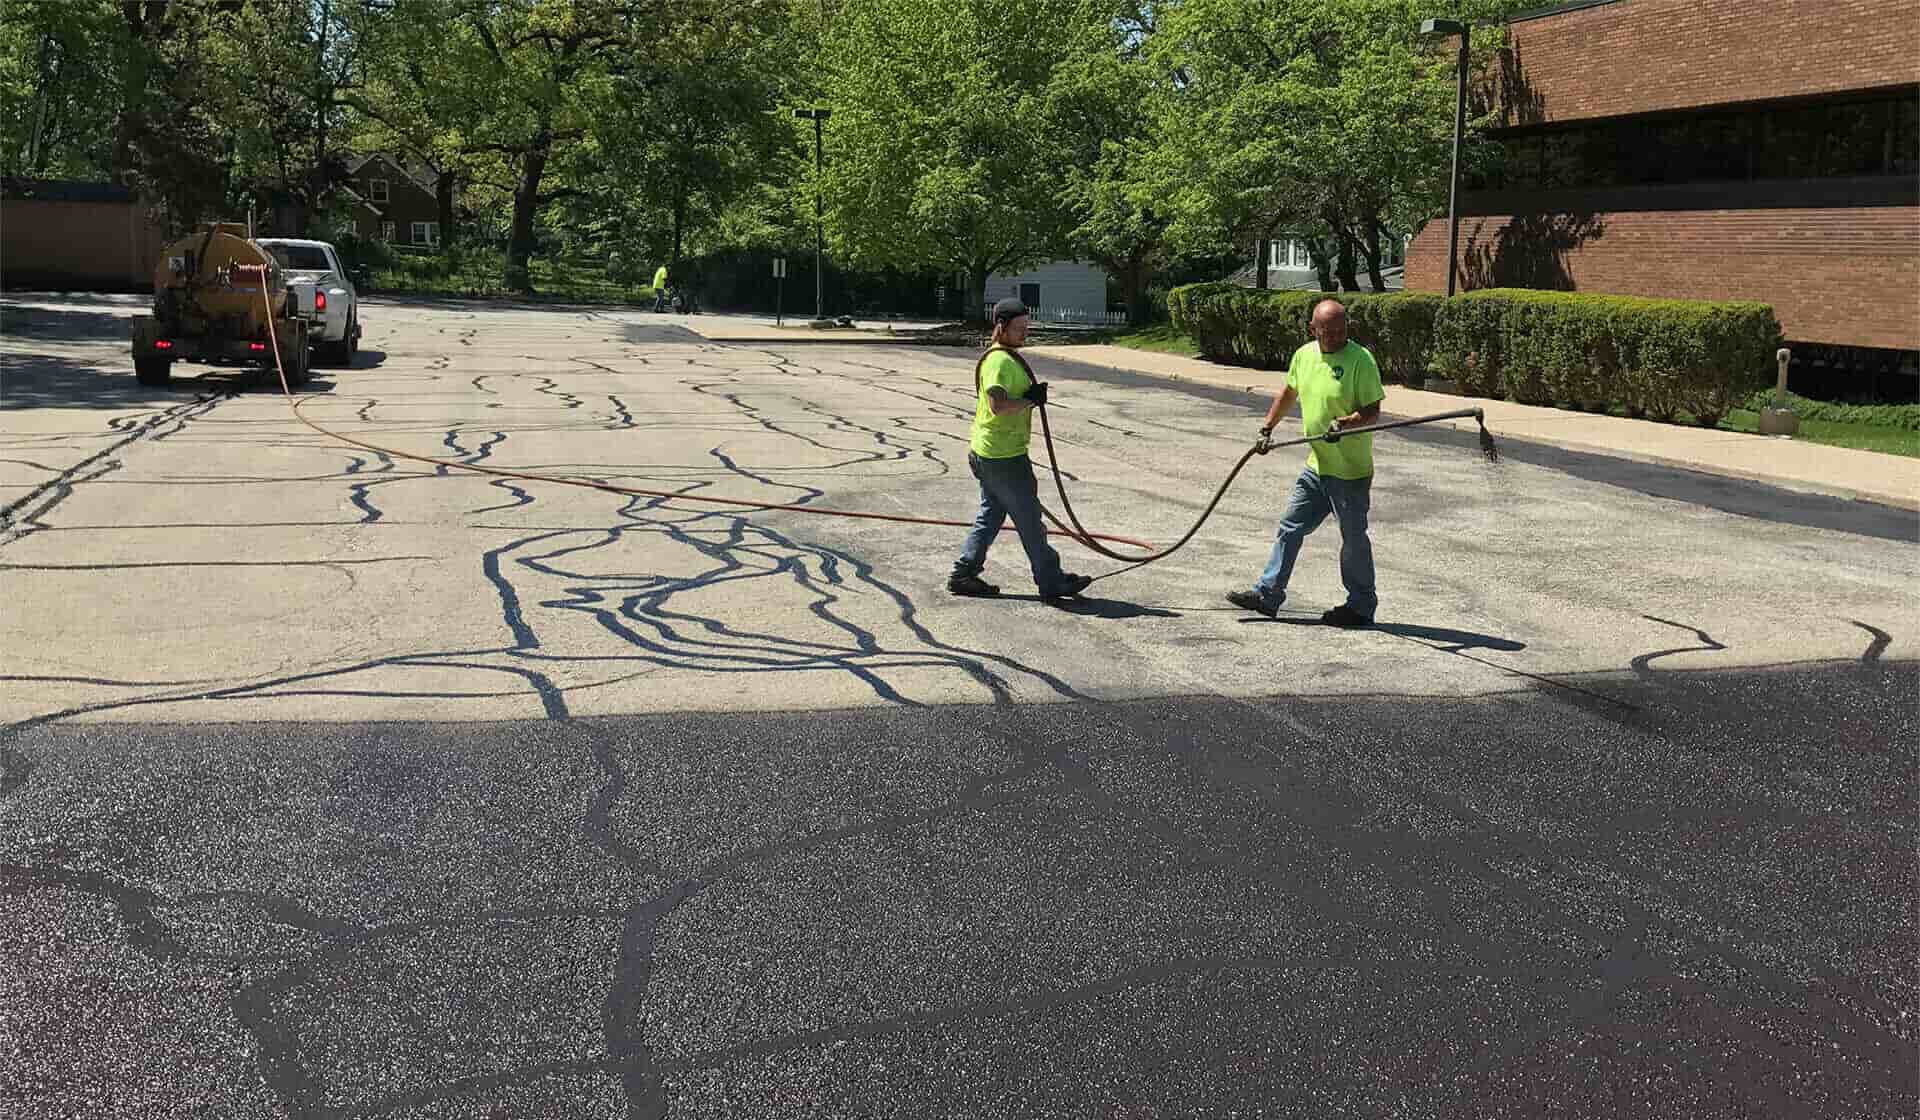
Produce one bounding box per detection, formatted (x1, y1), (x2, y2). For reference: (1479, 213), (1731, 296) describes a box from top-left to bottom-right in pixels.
(969, 347), (1035, 459)
(1288, 340), (1385, 480)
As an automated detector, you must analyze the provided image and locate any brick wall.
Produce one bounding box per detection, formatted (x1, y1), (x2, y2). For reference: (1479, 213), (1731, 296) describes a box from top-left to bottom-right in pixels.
(1405, 206), (1920, 349)
(1498, 0), (1920, 126)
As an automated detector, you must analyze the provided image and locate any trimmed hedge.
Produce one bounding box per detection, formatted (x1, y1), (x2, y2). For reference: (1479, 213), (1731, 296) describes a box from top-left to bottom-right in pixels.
(1166, 283), (1441, 383)
(1430, 288), (1782, 426)
(1171, 282), (1783, 426)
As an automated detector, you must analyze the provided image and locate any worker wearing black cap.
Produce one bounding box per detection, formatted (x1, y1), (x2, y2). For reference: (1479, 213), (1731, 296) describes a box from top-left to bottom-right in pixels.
(948, 298), (1093, 601)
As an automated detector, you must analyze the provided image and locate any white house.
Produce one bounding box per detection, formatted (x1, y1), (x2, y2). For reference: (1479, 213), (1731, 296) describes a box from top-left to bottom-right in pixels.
(982, 260), (1118, 324)
(1264, 235), (1410, 290)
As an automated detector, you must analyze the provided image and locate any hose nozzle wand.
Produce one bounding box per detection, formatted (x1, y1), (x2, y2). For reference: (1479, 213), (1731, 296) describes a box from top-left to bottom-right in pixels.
(1272, 406), (1500, 463)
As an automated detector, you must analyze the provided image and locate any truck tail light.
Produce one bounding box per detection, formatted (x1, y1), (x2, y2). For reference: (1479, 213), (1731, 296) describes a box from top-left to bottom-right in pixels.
(315, 290), (327, 312)
(249, 342), (268, 352)
(154, 339), (173, 350)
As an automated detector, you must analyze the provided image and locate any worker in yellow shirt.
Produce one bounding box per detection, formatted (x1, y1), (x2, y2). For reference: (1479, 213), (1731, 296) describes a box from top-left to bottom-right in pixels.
(948, 298), (1093, 601)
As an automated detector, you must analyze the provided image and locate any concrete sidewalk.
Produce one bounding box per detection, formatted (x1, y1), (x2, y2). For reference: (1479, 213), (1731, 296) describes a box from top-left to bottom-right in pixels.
(1031, 344), (1920, 513)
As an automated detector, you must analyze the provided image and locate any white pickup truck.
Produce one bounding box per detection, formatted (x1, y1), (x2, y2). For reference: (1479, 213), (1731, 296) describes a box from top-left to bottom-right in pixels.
(259, 238), (362, 366)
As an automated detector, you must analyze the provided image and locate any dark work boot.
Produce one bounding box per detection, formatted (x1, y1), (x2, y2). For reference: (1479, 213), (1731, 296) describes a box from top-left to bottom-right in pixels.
(1041, 573), (1093, 601)
(948, 572), (1000, 598)
(1225, 588), (1282, 619)
(1320, 604), (1373, 628)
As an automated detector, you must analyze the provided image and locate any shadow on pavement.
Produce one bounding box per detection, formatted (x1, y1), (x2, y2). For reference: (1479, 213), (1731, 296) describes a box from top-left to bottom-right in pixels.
(997, 594), (1182, 620)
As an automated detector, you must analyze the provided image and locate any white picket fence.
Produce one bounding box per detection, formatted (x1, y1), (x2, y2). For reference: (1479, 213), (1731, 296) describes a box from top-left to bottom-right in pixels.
(975, 305), (1127, 326)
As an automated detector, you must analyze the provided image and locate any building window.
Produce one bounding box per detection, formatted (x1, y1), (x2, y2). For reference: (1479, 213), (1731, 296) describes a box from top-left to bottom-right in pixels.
(1475, 90), (1919, 191)
(380, 221), (395, 242)
(369, 178), (389, 203)
(411, 222), (440, 246)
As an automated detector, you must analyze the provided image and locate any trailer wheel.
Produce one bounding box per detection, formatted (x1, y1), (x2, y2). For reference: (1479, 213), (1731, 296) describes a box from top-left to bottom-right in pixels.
(135, 356), (172, 387)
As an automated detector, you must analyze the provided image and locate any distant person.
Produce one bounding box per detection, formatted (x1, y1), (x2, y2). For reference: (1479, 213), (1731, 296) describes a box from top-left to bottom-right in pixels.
(948, 298), (1093, 602)
(653, 263), (670, 312)
(1227, 298), (1384, 627)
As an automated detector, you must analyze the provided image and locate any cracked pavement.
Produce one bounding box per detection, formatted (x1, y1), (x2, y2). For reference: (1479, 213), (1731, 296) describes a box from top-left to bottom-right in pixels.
(1, 293), (1915, 1117)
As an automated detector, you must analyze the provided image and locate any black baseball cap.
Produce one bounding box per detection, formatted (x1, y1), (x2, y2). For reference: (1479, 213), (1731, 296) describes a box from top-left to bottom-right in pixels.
(992, 297), (1030, 324)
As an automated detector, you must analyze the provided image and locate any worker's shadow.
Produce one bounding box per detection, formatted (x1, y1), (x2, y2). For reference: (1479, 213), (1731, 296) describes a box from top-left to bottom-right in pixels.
(1257, 616), (1526, 653)
(1002, 594), (1181, 621)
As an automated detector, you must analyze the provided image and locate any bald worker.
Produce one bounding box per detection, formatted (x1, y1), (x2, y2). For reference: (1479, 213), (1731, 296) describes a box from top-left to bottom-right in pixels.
(1228, 298), (1384, 627)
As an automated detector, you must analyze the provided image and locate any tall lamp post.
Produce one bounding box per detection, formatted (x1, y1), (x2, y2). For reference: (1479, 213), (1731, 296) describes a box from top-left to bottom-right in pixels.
(793, 107), (833, 322)
(1420, 18), (1470, 298)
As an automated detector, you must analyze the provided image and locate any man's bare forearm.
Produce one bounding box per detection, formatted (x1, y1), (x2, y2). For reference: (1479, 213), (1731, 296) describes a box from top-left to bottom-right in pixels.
(1262, 387), (1297, 431)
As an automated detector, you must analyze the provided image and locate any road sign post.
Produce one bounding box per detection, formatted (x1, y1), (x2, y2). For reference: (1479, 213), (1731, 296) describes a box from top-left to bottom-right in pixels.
(774, 257), (787, 326)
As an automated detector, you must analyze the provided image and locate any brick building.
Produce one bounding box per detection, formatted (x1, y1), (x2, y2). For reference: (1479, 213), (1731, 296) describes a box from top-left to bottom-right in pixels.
(1404, 0), (1920, 397)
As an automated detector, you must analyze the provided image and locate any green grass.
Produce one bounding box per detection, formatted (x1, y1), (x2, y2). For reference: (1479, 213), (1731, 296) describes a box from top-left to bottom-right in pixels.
(369, 249), (656, 305)
(1721, 409), (1920, 457)
(1092, 322), (1201, 357)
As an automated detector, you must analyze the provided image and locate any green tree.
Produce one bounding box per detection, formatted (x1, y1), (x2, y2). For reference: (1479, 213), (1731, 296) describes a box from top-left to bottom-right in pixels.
(814, 0), (1117, 320)
(1146, 0), (1530, 292)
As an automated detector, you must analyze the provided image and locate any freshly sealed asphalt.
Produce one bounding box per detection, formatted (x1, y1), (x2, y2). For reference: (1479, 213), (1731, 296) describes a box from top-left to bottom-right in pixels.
(1, 296), (1914, 1117)
(2, 659), (1913, 1118)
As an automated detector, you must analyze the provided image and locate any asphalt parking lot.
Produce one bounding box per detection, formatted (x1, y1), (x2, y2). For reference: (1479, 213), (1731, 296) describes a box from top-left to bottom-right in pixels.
(1, 294), (1914, 1118)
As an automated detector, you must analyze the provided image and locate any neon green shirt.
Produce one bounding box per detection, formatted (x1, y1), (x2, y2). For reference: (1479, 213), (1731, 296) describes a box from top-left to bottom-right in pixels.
(1288, 340), (1385, 480)
(653, 266), (669, 289)
(969, 347), (1034, 459)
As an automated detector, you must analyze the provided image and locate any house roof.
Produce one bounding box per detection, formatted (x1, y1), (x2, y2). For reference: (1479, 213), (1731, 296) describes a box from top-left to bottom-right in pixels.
(336, 183), (383, 217)
(346, 152), (439, 195)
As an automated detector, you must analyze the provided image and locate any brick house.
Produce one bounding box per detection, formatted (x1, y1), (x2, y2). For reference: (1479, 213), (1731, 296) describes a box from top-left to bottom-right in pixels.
(342, 153), (444, 248)
(1404, 0), (1920, 393)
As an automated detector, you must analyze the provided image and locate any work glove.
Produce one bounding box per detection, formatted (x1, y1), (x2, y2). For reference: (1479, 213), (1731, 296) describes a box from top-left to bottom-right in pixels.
(1025, 381), (1049, 408)
(1254, 427), (1274, 455)
(1322, 421), (1343, 444)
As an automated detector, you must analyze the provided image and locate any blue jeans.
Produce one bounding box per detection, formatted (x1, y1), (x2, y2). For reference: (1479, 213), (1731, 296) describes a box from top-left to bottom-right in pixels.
(1256, 468), (1377, 618)
(954, 453), (1066, 592)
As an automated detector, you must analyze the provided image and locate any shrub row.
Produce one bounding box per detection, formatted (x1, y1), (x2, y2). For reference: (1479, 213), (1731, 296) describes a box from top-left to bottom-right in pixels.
(1169, 283), (1782, 427)
(1165, 283), (1440, 383)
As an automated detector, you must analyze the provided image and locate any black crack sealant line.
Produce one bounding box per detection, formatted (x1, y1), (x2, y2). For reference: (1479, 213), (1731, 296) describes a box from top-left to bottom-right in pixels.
(243, 269), (1499, 583)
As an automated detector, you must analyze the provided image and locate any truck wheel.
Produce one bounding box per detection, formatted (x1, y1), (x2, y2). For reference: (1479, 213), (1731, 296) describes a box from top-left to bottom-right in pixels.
(135, 356), (172, 386)
(284, 321), (311, 387)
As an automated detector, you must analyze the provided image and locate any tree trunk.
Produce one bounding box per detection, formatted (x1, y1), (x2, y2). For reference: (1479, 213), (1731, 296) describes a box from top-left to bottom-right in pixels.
(671, 193), (685, 265)
(506, 144), (548, 293)
(436, 168), (456, 246)
(1362, 212), (1387, 292)
(1335, 227), (1360, 292)
(1252, 235), (1269, 290)
(1306, 238), (1333, 292)
(968, 266), (990, 323)
(1124, 256), (1150, 326)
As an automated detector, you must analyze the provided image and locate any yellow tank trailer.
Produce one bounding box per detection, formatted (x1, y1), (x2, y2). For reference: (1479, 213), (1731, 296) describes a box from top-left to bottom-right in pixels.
(129, 222), (315, 388)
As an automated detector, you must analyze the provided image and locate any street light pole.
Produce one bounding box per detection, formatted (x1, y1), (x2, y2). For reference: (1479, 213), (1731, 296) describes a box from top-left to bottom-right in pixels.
(794, 107), (833, 322)
(1421, 18), (1470, 298)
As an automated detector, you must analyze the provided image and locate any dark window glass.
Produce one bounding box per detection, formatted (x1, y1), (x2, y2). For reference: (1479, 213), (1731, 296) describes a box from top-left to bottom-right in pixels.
(1616, 118), (1669, 185)
(1503, 134), (1545, 190)
(1890, 96), (1917, 176)
(1757, 104), (1826, 179)
(1690, 114), (1753, 181)
(1824, 100), (1891, 176)
(1541, 129), (1587, 189)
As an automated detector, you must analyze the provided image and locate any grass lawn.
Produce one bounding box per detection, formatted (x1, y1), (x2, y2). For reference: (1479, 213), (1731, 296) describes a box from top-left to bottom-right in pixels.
(371, 250), (655, 305)
(1097, 323), (1201, 357)
(1721, 409), (1920, 458)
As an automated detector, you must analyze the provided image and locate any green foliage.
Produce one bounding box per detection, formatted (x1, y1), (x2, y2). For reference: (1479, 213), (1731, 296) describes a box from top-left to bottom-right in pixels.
(1143, 0), (1541, 290)
(1738, 390), (1920, 431)
(814, 0), (1126, 316)
(1431, 289), (1783, 426)
(1168, 284), (1437, 380)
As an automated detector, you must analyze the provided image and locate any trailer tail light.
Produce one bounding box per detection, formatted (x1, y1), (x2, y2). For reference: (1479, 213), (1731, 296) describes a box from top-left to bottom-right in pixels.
(249, 342), (268, 352)
(154, 339), (173, 350)
(315, 290), (327, 312)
